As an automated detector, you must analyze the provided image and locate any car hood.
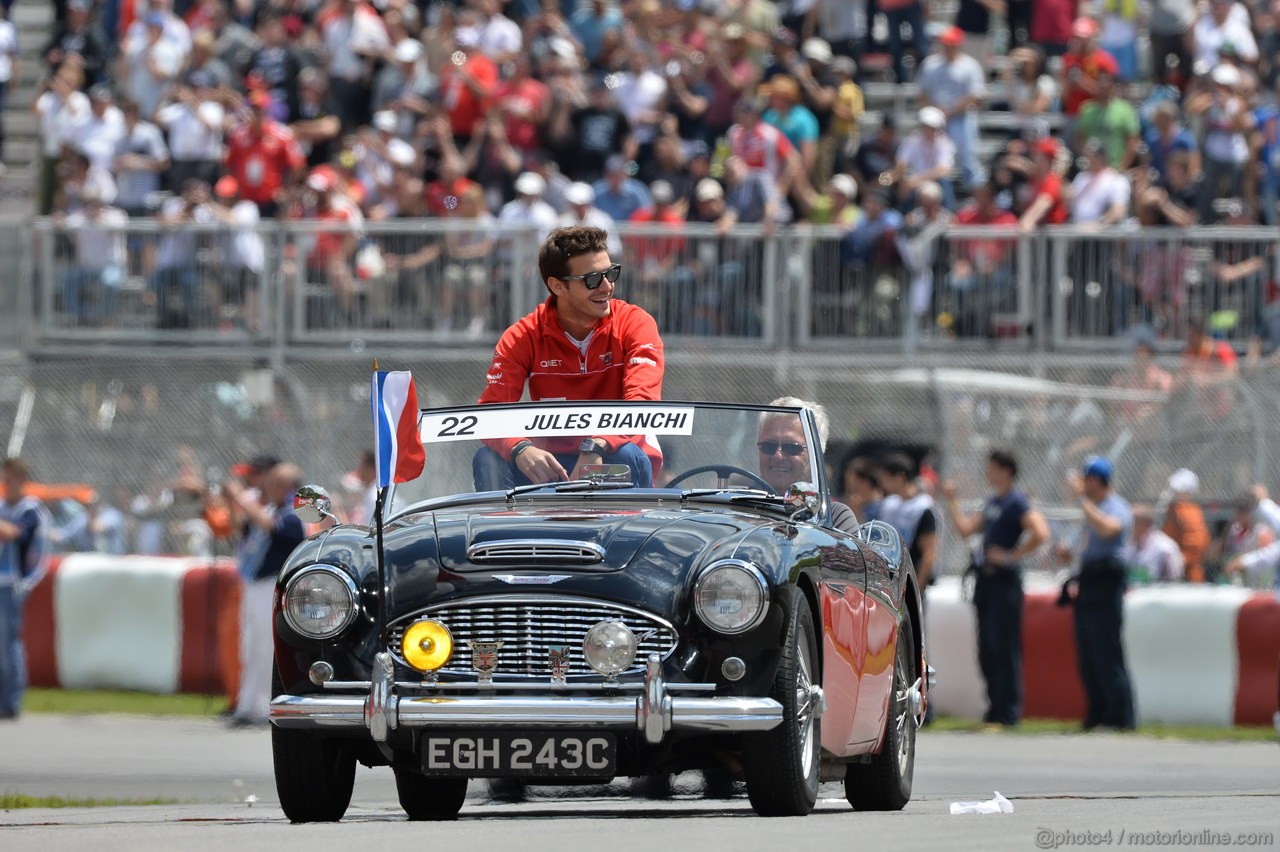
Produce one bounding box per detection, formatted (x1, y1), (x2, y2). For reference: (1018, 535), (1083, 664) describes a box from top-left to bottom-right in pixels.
(378, 501), (789, 622)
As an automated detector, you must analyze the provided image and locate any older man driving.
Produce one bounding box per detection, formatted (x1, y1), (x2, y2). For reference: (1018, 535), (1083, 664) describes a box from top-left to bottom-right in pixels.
(758, 396), (860, 534)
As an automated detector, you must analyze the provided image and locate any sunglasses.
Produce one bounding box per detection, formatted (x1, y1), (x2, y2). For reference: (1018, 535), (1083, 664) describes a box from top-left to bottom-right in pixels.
(758, 441), (806, 457)
(560, 263), (622, 290)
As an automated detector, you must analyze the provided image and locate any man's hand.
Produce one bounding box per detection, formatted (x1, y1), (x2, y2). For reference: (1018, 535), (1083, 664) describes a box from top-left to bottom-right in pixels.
(0, 519), (21, 542)
(1250, 483), (1269, 504)
(1225, 555), (1245, 577)
(940, 480), (958, 502)
(515, 446), (569, 484)
(1066, 470), (1085, 499)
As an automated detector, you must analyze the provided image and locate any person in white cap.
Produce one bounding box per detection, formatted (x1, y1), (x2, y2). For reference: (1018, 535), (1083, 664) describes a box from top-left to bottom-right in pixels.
(58, 174), (128, 327)
(795, 171), (861, 227)
(1160, 467), (1209, 582)
(354, 110), (414, 209)
(890, 106), (956, 209)
(372, 36), (436, 139)
(558, 181), (621, 256)
(499, 171), (558, 242)
(1187, 61), (1254, 223)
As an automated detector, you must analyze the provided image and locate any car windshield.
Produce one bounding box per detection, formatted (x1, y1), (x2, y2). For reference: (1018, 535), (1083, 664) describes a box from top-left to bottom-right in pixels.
(391, 401), (825, 506)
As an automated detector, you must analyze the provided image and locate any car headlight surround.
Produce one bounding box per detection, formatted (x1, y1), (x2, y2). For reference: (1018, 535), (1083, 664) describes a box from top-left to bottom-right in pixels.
(693, 559), (770, 635)
(282, 565), (359, 640)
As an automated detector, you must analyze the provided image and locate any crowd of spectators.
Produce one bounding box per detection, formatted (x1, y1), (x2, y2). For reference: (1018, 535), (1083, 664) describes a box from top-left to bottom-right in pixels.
(24, 0), (1280, 339)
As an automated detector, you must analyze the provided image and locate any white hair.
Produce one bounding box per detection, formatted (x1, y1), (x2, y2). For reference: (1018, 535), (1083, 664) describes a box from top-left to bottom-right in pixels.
(766, 396), (830, 451)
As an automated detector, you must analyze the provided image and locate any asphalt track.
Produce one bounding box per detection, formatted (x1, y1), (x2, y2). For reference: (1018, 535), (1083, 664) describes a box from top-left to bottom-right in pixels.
(2, 715), (1277, 852)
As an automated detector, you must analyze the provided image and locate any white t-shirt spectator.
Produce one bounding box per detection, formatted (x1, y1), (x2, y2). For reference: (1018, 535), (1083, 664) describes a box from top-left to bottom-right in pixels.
(124, 38), (184, 119)
(917, 52), (986, 116)
(64, 206), (128, 272)
(896, 130), (956, 180)
(155, 99), (224, 161)
(156, 196), (214, 270)
(614, 68), (667, 146)
(123, 8), (192, 62)
(68, 105), (126, 172)
(1127, 527), (1184, 582)
(1202, 95), (1251, 164)
(1193, 8), (1259, 66)
(476, 13), (522, 61)
(1070, 166), (1131, 223)
(36, 89), (90, 157)
(0, 18), (17, 85)
(498, 197), (558, 243)
(114, 119), (169, 209)
(323, 5), (389, 82)
(222, 200), (265, 273)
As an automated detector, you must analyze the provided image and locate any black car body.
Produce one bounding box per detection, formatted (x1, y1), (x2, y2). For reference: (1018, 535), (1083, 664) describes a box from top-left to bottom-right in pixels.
(270, 401), (928, 820)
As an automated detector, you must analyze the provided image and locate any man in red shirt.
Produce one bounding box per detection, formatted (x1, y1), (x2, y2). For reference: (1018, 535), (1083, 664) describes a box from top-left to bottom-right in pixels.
(438, 31), (499, 146)
(475, 225), (665, 489)
(1060, 17), (1119, 118)
(1019, 139), (1068, 230)
(223, 91), (306, 216)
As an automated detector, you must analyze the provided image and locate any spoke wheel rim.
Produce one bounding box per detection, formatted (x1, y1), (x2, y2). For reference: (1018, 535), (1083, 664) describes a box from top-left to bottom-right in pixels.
(794, 637), (816, 778)
(893, 635), (914, 777)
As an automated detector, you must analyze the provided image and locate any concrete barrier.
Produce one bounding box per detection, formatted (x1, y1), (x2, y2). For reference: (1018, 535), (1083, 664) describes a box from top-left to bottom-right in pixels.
(926, 577), (1280, 726)
(21, 554), (241, 696)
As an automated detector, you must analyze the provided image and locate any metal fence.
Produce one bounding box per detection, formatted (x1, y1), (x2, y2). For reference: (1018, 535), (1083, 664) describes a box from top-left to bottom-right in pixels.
(24, 219), (1280, 355)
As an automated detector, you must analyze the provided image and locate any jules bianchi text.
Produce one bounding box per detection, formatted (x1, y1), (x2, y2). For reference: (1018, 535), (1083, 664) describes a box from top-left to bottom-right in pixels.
(1035, 829), (1275, 849)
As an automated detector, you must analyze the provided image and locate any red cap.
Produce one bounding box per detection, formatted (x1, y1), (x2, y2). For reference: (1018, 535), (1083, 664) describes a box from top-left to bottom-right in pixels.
(229, 462), (253, 477)
(214, 176), (238, 197)
(938, 26), (964, 47)
(1034, 138), (1058, 158)
(1071, 17), (1098, 39)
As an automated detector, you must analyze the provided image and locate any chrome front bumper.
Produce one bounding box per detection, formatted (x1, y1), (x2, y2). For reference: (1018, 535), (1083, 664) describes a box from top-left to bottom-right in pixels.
(270, 653), (786, 745)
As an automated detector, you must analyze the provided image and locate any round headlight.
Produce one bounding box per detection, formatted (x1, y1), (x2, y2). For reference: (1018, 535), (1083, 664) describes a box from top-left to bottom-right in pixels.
(401, 619), (454, 672)
(282, 566), (359, 639)
(694, 560), (769, 634)
(582, 620), (638, 677)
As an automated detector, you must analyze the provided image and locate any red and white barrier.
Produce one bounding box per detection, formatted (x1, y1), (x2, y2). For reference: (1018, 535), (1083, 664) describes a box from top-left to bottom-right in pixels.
(926, 577), (1280, 726)
(22, 555), (241, 696)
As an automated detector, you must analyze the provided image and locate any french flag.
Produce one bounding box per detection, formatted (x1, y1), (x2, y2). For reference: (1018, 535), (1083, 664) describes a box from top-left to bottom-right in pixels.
(371, 370), (425, 488)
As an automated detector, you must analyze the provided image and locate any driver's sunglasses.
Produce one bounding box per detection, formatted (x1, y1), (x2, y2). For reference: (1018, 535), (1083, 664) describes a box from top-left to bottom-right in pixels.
(560, 263), (622, 290)
(758, 441), (806, 457)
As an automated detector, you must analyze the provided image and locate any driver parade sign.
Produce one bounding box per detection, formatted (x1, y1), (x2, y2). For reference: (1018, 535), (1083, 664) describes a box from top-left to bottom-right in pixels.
(420, 405), (697, 443)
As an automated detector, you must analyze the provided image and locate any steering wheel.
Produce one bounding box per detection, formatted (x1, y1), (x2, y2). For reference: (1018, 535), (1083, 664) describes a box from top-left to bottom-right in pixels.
(666, 464), (773, 493)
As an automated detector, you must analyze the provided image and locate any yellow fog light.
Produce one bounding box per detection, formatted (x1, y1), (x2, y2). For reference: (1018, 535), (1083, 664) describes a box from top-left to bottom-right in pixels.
(401, 620), (454, 672)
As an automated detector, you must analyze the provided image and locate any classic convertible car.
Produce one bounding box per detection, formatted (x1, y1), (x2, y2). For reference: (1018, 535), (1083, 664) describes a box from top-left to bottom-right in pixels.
(270, 400), (927, 821)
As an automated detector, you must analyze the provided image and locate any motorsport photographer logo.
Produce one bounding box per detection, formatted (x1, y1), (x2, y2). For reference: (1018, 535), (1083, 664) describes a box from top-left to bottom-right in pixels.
(1035, 828), (1275, 849)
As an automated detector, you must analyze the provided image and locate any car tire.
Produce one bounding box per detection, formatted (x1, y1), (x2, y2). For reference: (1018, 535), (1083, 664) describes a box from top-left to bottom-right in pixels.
(742, 593), (820, 817)
(394, 769), (468, 820)
(844, 615), (918, 811)
(271, 669), (356, 823)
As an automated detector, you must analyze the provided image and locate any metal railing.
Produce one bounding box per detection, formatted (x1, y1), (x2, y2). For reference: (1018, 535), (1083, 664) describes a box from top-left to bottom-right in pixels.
(21, 219), (1280, 355)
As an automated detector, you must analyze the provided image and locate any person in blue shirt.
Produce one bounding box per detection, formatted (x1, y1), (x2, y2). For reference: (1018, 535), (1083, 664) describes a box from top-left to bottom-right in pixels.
(1058, 456), (1136, 731)
(0, 457), (49, 720)
(1253, 95), (1280, 226)
(941, 449), (1050, 728)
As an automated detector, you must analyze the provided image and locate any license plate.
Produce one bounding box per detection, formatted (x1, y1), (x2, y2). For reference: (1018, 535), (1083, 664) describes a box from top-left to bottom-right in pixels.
(420, 731), (617, 778)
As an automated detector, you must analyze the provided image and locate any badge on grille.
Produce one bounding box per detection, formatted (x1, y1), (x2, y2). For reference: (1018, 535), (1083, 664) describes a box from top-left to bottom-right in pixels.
(468, 640), (503, 683)
(548, 644), (571, 684)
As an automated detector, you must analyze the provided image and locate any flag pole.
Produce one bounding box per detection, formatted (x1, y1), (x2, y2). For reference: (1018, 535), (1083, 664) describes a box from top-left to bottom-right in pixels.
(372, 357), (388, 653)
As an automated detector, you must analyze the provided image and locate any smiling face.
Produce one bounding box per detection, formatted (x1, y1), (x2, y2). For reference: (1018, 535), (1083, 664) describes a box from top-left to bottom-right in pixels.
(548, 248), (615, 334)
(757, 414), (809, 494)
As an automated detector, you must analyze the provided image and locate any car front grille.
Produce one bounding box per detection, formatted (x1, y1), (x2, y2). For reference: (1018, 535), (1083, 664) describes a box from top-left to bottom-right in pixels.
(387, 595), (678, 678)
(466, 540), (605, 565)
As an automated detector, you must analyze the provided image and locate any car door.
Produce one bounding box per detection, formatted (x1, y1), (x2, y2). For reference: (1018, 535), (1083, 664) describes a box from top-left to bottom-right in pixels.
(847, 535), (903, 748)
(813, 535), (869, 757)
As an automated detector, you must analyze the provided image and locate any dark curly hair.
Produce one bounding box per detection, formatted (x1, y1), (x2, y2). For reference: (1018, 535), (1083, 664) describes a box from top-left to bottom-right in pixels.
(537, 226), (610, 295)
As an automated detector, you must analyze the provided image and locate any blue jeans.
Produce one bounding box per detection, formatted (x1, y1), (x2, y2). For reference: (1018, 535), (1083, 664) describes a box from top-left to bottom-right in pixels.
(151, 267), (197, 329)
(472, 441), (653, 491)
(947, 113), (985, 189)
(0, 584), (25, 716)
(885, 3), (928, 83)
(60, 266), (122, 325)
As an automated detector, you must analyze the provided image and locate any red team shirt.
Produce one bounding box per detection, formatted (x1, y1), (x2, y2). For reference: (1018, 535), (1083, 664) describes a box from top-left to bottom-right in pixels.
(224, 120), (306, 206)
(479, 298), (665, 471)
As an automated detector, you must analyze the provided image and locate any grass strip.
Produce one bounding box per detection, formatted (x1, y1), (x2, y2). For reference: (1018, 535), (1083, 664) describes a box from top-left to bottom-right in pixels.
(2, 792), (180, 809)
(23, 688), (229, 717)
(927, 716), (1278, 742)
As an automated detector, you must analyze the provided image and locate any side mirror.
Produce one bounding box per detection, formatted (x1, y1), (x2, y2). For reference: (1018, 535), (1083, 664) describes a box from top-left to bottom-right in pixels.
(294, 484), (334, 524)
(856, 519), (904, 573)
(784, 481), (820, 522)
